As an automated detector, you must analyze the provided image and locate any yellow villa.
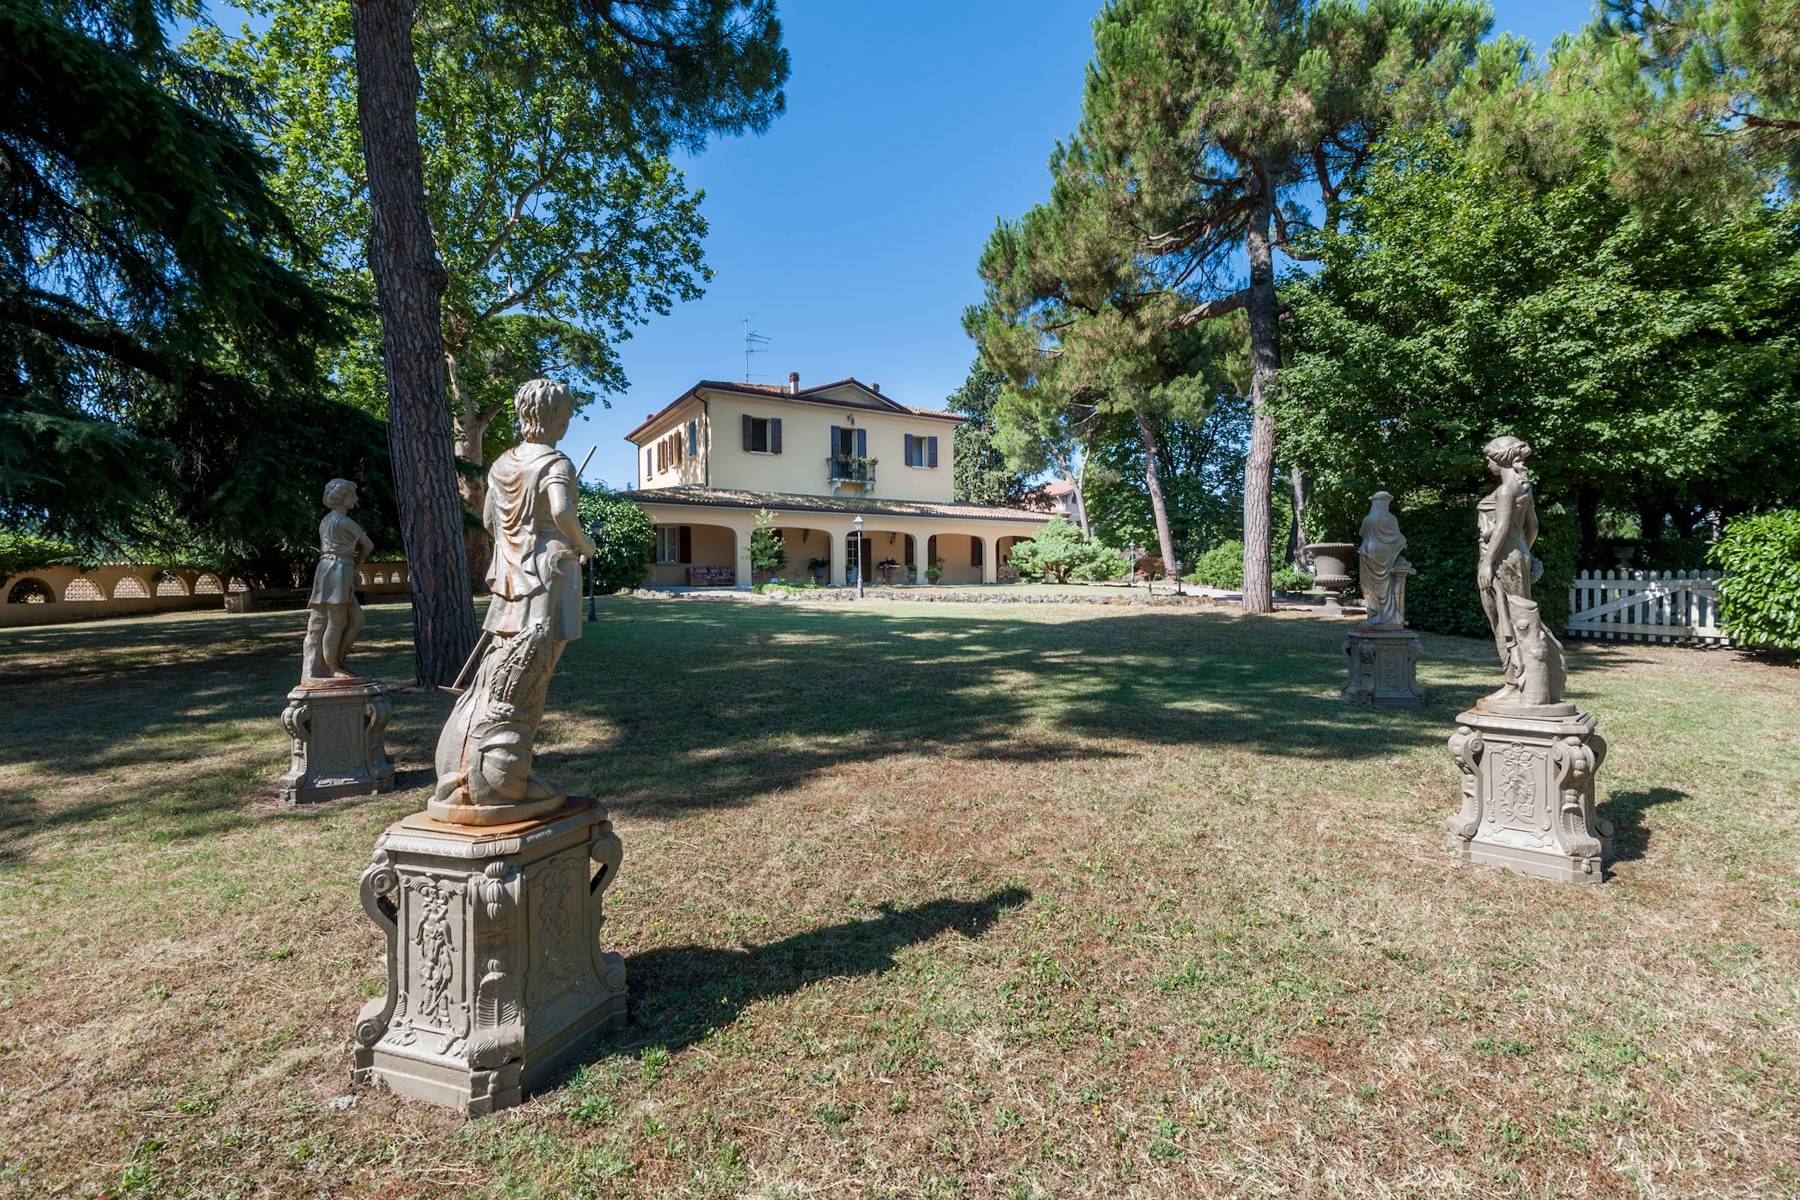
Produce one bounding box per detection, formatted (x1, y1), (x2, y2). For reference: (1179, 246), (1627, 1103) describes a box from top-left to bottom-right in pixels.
(622, 373), (1050, 587)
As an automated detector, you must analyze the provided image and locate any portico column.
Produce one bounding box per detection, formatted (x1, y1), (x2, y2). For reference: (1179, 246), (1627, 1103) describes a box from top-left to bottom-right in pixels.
(731, 516), (754, 590)
(982, 535), (999, 584)
(830, 523), (848, 587)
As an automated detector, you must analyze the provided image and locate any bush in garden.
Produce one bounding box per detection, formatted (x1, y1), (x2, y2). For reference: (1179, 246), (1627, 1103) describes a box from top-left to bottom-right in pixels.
(1009, 518), (1127, 583)
(1711, 510), (1800, 650)
(1400, 500), (1576, 636)
(1191, 540), (1245, 589)
(576, 487), (655, 593)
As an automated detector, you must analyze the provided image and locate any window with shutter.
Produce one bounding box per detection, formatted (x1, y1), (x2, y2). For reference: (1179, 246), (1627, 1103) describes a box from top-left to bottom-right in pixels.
(771, 417), (782, 454)
(855, 427), (865, 458)
(686, 420), (698, 456)
(742, 413), (753, 451)
(904, 435), (916, 467)
(928, 435), (939, 468)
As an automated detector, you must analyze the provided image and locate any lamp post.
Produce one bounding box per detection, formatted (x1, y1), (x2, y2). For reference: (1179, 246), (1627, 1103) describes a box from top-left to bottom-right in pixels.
(852, 514), (864, 600)
(586, 519), (602, 622)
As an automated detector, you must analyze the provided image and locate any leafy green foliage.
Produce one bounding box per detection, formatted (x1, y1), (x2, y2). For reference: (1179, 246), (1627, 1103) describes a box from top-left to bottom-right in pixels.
(576, 486), (654, 594)
(2, 0), (375, 569)
(749, 509), (787, 579)
(1190, 540), (1245, 590)
(1085, 396), (1249, 572)
(1711, 509), (1800, 650)
(191, 0), (724, 471)
(1400, 501), (1577, 638)
(1008, 518), (1127, 584)
(1279, 130), (1800, 555)
(946, 364), (1031, 507)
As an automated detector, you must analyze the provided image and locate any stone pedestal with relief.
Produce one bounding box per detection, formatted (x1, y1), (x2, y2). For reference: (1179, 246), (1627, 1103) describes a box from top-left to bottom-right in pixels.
(1341, 629), (1425, 708)
(351, 797), (627, 1116)
(1446, 702), (1611, 885)
(278, 680), (394, 806)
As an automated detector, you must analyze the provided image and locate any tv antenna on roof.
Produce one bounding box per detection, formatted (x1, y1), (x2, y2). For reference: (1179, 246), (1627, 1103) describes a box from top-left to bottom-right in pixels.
(741, 317), (770, 382)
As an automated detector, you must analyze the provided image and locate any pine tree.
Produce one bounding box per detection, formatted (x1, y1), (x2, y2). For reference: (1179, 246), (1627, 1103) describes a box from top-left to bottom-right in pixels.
(1074, 0), (1489, 610)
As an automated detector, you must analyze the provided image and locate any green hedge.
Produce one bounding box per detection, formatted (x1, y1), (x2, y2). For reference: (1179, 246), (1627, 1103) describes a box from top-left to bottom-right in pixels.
(1399, 501), (1576, 637)
(1711, 510), (1800, 650)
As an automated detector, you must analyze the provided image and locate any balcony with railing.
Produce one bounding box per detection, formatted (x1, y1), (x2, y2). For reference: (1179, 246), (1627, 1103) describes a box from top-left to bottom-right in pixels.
(827, 455), (877, 489)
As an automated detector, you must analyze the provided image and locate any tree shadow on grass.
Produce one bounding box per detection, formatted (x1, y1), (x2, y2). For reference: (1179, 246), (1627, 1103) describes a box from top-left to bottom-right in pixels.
(595, 885), (1030, 1062)
(1603, 786), (1688, 865)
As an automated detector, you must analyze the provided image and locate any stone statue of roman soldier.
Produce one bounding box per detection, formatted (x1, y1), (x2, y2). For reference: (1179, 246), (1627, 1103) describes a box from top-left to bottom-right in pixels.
(1354, 491), (1413, 631)
(430, 379), (596, 825)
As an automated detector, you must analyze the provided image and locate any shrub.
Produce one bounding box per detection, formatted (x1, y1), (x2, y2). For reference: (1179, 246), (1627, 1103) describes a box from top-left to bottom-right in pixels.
(1009, 518), (1126, 583)
(749, 509), (787, 580)
(1271, 563), (1315, 593)
(576, 487), (655, 593)
(1190, 540), (1244, 589)
(1400, 500), (1576, 637)
(1711, 510), (1800, 650)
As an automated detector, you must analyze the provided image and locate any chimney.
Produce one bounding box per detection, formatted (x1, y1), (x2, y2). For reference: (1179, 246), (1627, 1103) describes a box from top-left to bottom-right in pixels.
(787, 371), (800, 395)
(871, 382), (881, 394)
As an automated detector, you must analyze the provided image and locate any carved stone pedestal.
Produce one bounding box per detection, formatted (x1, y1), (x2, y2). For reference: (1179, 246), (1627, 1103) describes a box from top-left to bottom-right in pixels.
(351, 798), (626, 1117)
(1342, 629), (1425, 708)
(1446, 704), (1610, 884)
(279, 680), (394, 806)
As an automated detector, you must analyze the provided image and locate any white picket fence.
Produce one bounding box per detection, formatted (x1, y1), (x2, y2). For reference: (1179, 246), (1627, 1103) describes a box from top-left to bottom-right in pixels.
(1567, 569), (1727, 645)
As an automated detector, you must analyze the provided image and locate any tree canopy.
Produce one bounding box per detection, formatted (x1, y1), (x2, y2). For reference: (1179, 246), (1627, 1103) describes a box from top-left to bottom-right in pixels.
(1, 0), (386, 577)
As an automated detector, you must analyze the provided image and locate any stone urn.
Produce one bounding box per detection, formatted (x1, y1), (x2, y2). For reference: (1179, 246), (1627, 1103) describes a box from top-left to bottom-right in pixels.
(1305, 542), (1356, 591)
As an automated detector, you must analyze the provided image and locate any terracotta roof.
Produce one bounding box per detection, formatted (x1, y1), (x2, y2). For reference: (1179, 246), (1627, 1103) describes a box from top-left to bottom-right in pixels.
(619, 486), (1051, 524)
(1042, 479), (1076, 496)
(624, 378), (965, 441)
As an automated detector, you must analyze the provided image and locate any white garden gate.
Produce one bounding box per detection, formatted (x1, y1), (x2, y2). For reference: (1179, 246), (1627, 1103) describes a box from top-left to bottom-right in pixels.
(1566, 569), (1727, 645)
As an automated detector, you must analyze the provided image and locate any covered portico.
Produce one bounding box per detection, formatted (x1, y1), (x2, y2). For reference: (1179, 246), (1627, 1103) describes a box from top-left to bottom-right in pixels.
(619, 487), (1050, 589)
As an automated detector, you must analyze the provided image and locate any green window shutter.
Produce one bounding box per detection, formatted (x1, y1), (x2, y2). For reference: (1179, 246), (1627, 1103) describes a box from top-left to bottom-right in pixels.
(928, 436), (939, 468)
(742, 413), (752, 451)
(856, 428), (867, 458)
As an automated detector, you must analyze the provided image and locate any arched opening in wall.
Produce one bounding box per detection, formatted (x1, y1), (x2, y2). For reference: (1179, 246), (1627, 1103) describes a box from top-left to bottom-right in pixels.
(770, 525), (833, 585)
(63, 577), (104, 602)
(648, 522), (737, 587)
(854, 529), (918, 585)
(929, 533), (984, 584)
(226, 578), (248, 593)
(997, 536), (1030, 583)
(192, 574), (223, 595)
(112, 576), (149, 599)
(154, 574), (188, 597)
(6, 578), (54, 604)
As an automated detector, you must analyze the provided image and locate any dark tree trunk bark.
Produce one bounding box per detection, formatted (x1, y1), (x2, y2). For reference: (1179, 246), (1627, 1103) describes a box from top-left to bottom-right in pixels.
(351, 0), (476, 686)
(1134, 407), (1180, 578)
(1242, 191), (1280, 613)
(1288, 465), (1309, 567)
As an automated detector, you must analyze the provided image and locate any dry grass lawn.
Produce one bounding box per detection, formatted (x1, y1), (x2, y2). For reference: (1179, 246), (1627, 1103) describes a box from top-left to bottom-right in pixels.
(0, 595), (1796, 1199)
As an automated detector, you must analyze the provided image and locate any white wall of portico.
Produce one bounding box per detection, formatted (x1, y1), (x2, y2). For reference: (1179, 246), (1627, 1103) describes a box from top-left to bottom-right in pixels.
(632, 503), (1046, 589)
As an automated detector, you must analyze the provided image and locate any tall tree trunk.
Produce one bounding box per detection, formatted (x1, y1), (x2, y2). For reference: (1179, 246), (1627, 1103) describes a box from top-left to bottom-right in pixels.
(1241, 190), (1280, 613)
(351, 0), (476, 686)
(1288, 465), (1309, 567)
(1070, 459), (1092, 539)
(1134, 407), (1179, 578)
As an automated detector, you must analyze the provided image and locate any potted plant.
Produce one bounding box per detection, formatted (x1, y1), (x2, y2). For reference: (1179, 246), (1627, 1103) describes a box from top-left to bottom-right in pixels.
(925, 557), (944, 585)
(808, 556), (829, 584)
(876, 557), (900, 585)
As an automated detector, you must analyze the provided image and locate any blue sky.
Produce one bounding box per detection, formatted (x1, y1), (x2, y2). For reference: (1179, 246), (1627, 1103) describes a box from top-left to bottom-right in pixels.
(555, 0), (1594, 485)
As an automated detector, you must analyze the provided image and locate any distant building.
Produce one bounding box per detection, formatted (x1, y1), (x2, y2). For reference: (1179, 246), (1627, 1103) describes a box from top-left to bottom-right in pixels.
(621, 374), (1049, 587)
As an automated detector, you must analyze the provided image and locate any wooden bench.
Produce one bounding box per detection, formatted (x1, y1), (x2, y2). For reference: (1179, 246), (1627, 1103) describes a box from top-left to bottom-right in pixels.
(685, 566), (735, 587)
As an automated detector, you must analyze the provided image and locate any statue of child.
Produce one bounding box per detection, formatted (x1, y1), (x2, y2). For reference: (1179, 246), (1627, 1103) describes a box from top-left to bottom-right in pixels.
(303, 478), (374, 683)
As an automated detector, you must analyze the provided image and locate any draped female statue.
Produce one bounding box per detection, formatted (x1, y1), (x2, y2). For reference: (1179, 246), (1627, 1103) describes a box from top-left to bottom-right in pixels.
(1355, 491), (1413, 630)
(1476, 435), (1564, 707)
